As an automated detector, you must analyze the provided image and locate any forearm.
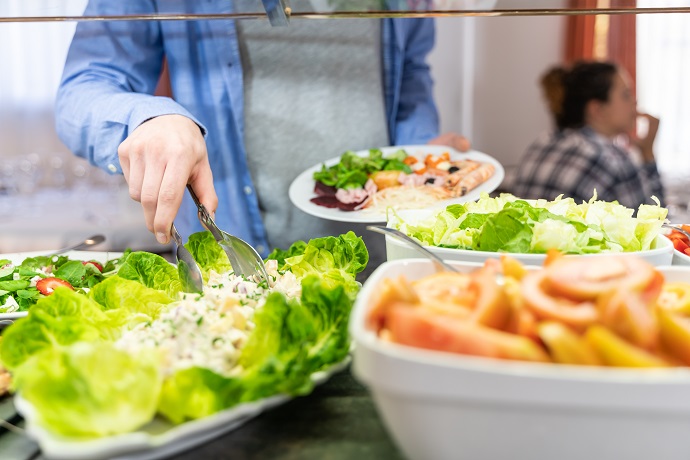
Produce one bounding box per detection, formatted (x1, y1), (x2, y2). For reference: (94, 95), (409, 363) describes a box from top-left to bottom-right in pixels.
(393, 18), (439, 145)
(56, 83), (204, 173)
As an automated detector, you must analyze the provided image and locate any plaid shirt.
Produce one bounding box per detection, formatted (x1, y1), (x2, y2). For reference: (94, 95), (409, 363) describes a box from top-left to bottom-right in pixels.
(511, 127), (665, 209)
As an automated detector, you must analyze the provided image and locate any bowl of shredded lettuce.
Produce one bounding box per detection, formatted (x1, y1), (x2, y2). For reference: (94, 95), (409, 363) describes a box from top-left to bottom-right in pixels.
(386, 193), (673, 266)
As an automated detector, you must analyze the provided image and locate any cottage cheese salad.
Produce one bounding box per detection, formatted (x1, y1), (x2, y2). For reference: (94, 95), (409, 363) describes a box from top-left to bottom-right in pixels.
(0, 231), (368, 437)
(116, 259), (302, 378)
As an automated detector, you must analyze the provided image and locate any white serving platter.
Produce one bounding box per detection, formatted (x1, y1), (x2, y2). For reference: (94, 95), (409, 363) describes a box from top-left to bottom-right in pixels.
(288, 145), (505, 223)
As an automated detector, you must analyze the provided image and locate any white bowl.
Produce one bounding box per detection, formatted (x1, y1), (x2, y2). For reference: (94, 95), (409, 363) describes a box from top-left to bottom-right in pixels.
(663, 228), (690, 266)
(350, 259), (690, 460)
(386, 233), (674, 267)
(673, 249), (690, 266)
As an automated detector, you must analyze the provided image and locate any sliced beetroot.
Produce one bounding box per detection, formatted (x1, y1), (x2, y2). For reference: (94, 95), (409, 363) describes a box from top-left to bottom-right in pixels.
(314, 181), (337, 197)
(335, 201), (362, 211)
(310, 195), (363, 212)
(310, 195), (341, 208)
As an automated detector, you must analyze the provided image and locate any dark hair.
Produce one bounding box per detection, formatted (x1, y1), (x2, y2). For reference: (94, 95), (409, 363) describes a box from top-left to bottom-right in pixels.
(540, 61), (618, 130)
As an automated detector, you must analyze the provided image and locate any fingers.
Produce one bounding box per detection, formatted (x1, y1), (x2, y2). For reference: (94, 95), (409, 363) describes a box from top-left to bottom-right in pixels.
(117, 114), (213, 246)
(635, 112), (660, 143)
(428, 132), (472, 152)
(188, 159), (218, 217)
(637, 112), (660, 132)
(153, 160), (189, 244)
(121, 141), (146, 204)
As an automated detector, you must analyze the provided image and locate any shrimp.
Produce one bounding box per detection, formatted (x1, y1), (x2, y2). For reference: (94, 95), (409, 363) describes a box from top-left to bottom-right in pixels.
(444, 160), (481, 188)
(446, 163), (495, 197)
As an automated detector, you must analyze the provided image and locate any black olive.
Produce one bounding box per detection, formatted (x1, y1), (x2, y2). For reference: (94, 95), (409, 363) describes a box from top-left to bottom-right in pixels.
(424, 178), (435, 185)
(448, 166), (460, 173)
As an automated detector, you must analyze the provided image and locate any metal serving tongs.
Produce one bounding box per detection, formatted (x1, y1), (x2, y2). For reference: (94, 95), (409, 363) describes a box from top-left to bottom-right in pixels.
(186, 184), (269, 283)
(171, 223), (204, 294)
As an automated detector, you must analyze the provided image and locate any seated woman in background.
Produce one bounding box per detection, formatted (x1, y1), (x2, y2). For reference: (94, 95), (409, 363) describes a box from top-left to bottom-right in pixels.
(511, 61), (665, 209)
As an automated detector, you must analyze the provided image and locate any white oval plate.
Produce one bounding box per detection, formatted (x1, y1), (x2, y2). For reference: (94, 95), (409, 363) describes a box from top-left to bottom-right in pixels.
(16, 358), (350, 460)
(288, 145), (505, 223)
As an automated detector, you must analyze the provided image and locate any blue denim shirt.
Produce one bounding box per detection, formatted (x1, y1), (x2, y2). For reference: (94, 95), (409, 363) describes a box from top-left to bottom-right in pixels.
(56, 1), (439, 255)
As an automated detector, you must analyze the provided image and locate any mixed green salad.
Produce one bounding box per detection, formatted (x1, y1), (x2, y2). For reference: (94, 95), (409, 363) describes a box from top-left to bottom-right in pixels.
(313, 148), (411, 190)
(392, 193), (668, 254)
(0, 231), (368, 438)
(0, 251), (130, 313)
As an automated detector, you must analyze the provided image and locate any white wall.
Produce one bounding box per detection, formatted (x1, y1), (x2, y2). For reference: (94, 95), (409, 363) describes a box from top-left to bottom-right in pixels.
(429, 11), (567, 186)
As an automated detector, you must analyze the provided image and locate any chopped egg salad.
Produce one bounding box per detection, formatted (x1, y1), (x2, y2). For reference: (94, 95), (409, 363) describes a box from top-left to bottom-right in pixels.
(116, 260), (302, 377)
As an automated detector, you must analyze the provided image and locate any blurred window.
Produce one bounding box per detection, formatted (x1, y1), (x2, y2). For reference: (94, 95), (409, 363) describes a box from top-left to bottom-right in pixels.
(0, 0), (87, 109)
(637, 0), (690, 179)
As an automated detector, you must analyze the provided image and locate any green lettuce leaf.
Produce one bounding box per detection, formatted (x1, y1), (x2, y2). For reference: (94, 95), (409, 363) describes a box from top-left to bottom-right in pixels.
(277, 232), (367, 299)
(157, 367), (243, 425)
(184, 231), (232, 281)
(89, 276), (174, 322)
(117, 251), (182, 298)
(13, 342), (161, 438)
(0, 288), (119, 371)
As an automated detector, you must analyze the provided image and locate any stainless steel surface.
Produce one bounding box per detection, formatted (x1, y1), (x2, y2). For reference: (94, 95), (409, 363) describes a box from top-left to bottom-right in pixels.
(662, 223), (690, 241)
(171, 224), (204, 294)
(366, 225), (460, 273)
(187, 185), (269, 283)
(3, 7), (690, 22)
(50, 234), (105, 255)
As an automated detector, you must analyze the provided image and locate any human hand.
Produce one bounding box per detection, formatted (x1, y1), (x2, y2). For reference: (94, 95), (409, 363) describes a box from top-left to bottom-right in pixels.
(118, 114), (217, 244)
(427, 132), (471, 152)
(631, 112), (660, 162)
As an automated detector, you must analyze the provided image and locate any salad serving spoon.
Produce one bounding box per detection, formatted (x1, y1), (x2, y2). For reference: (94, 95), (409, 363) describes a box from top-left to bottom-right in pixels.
(367, 225), (506, 285)
(662, 223), (690, 241)
(186, 185), (269, 283)
(51, 234), (106, 255)
(171, 223), (204, 294)
(366, 225), (461, 273)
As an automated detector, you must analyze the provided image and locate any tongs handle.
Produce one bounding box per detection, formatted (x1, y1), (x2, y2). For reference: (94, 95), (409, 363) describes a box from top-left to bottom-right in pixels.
(186, 183), (239, 272)
(186, 184), (223, 241)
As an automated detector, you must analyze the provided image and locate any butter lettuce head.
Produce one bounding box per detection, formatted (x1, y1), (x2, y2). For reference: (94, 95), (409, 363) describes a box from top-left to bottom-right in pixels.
(13, 342), (161, 438)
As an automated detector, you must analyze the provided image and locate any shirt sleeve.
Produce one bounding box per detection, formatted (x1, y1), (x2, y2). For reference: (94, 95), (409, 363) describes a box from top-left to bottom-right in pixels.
(54, 0), (206, 174)
(391, 18), (440, 145)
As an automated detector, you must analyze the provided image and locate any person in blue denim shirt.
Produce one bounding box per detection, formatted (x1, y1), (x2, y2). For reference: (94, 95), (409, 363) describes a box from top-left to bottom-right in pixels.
(56, 1), (470, 263)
